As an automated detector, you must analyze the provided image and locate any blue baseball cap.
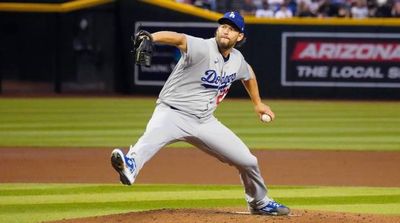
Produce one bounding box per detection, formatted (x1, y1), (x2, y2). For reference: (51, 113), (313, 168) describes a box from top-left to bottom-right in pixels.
(218, 11), (245, 34)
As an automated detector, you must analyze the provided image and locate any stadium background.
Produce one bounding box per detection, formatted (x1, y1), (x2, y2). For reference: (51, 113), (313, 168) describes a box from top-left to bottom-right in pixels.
(1, 0), (400, 98)
(0, 1), (400, 223)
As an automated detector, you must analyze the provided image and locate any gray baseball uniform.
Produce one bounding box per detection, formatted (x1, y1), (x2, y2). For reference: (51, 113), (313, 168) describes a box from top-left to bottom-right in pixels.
(127, 35), (271, 209)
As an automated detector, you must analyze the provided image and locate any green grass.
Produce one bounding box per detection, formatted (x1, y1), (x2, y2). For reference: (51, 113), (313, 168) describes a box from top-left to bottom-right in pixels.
(0, 184), (399, 223)
(0, 98), (400, 150)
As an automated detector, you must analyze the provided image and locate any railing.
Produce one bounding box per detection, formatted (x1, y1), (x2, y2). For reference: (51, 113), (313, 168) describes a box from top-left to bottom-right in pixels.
(0, 0), (114, 13)
(142, 0), (400, 27)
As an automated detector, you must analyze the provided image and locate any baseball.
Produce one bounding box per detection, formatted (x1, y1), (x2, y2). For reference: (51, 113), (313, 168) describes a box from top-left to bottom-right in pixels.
(261, 114), (272, 123)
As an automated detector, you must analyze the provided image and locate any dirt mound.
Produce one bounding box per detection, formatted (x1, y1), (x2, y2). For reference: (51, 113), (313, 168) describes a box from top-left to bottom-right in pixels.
(50, 208), (400, 223)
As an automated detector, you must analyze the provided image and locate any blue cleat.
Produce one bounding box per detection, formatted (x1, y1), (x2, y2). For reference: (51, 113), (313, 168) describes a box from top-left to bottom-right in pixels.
(111, 148), (136, 185)
(249, 200), (290, 216)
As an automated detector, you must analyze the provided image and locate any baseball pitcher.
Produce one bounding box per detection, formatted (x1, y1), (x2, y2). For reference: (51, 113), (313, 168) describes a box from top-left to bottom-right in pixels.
(111, 11), (290, 216)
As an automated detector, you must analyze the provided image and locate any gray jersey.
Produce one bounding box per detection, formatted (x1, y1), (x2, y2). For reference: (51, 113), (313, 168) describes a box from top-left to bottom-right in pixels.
(157, 35), (251, 119)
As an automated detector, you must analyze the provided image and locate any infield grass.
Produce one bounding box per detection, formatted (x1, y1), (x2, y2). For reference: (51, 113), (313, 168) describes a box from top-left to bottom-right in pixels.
(0, 98), (399, 150)
(0, 184), (399, 223)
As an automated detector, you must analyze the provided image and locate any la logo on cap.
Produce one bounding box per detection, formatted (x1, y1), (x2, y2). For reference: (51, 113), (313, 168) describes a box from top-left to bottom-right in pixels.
(229, 12), (235, 18)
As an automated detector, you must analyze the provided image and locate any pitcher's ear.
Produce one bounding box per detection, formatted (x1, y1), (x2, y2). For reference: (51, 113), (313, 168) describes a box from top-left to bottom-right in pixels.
(237, 32), (244, 42)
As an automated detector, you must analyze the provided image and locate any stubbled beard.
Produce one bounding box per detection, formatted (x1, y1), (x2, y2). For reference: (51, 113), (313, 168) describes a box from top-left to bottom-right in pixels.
(217, 37), (235, 50)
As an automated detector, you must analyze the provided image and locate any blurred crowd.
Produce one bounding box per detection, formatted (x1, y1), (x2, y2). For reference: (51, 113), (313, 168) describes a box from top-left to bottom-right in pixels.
(176, 0), (400, 18)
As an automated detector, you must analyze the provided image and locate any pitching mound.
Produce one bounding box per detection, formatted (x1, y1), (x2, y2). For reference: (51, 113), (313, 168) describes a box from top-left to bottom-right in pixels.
(50, 208), (400, 223)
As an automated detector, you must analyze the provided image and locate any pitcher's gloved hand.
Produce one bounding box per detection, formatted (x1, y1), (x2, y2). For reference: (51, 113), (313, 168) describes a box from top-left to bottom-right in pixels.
(132, 30), (153, 67)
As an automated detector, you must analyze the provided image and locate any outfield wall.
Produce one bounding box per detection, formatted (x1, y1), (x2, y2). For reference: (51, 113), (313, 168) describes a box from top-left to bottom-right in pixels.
(0, 0), (116, 93)
(1, 0), (400, 99)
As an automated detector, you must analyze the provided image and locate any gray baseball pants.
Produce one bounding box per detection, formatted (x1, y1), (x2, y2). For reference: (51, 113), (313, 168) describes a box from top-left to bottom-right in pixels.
(127, 103), (270, 208)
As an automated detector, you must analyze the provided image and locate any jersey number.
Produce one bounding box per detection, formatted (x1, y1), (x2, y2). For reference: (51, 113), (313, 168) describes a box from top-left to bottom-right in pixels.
(216, 88), (229, 105)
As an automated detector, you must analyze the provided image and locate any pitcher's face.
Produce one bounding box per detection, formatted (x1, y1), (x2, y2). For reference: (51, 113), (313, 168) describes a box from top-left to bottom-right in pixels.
(215, 24), (244, 50)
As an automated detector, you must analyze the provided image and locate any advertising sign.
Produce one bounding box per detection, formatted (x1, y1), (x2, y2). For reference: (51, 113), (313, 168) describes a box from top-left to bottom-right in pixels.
(281, 32), (400, 88)
(134, 22), (217, 86)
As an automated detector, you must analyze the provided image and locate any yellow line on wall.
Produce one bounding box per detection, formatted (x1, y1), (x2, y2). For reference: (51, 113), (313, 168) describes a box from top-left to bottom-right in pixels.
(245, 16), (400, 26)
(141, 0), (221, 21)
(63, 0), (113, 12)
(0, 0), (114, 13)
(141, 0), (400, 27)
